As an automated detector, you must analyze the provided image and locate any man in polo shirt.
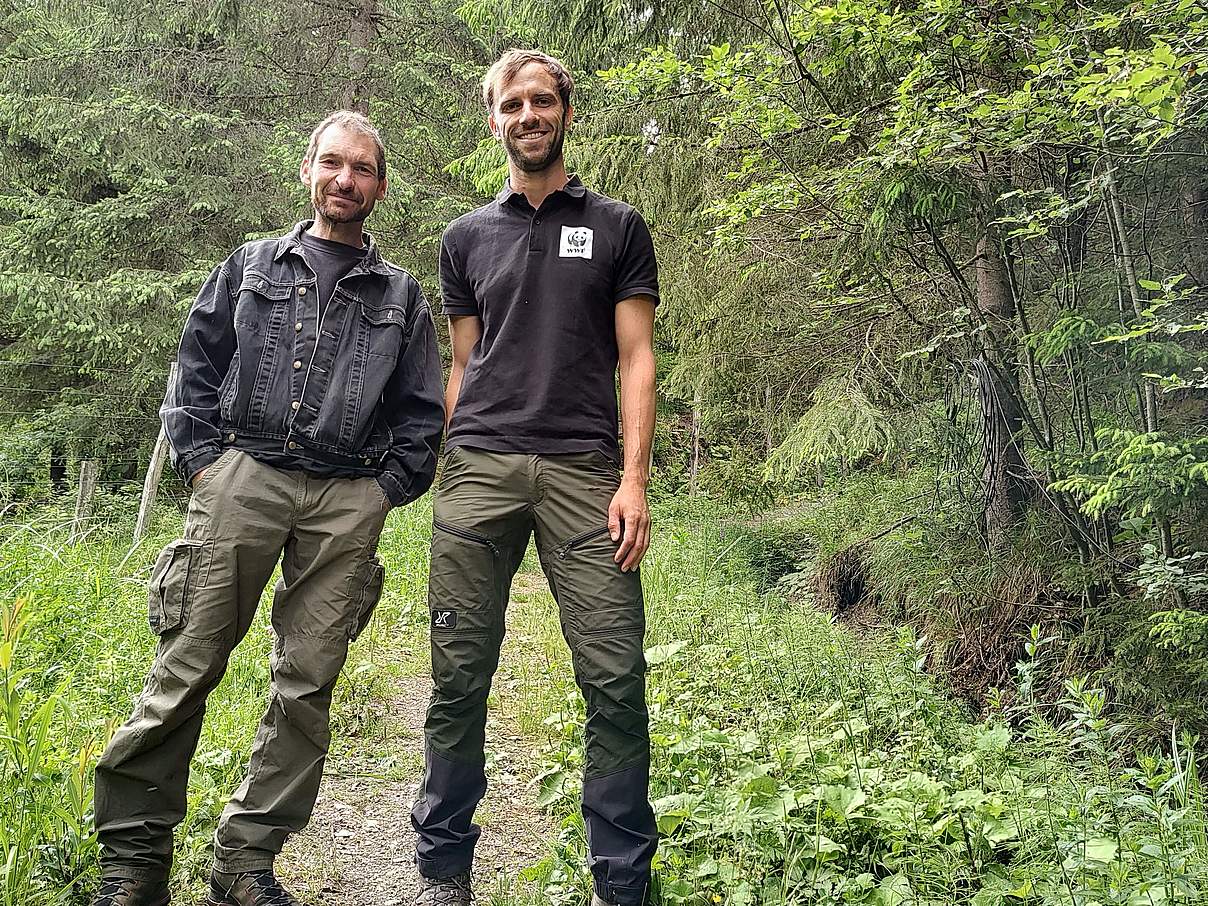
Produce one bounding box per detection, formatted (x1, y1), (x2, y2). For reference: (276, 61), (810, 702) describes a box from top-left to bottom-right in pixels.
(411, 49), (659, 906)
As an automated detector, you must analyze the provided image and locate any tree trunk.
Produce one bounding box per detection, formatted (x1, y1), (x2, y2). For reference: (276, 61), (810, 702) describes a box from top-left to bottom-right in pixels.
(1181, 175), (1208, 291)
(49, 444), (67, 495)
(689, 382), (702, 495)
(764, 384), (774, 455)
(975, 232), (1031, 551)
(343, 0), (376, 114)
(1099, 125), (1174, 558)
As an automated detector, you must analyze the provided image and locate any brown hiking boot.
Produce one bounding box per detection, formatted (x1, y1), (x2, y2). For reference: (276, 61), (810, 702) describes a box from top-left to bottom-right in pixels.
(415, 871), (472, 906)
(206, 869), (302, 906)
(91, 878), (170, 906)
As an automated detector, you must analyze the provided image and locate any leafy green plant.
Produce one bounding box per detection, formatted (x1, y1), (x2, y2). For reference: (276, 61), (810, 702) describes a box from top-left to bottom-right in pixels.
(0, 598), (97, 906)
(523, 508), (1208, 904)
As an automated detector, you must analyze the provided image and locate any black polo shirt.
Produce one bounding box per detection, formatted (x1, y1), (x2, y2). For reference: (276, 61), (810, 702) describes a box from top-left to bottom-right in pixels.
(440, 175), (659, 461)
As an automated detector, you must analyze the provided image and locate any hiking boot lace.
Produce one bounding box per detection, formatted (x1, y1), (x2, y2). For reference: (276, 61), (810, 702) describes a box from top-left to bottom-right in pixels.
(95, 880), (135, 906)
(416, 872), (472, 906)
(241, 871), (299, 906)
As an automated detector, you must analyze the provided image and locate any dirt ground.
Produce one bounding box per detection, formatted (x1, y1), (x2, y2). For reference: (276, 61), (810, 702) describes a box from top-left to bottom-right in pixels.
(276, 589), (559, 905)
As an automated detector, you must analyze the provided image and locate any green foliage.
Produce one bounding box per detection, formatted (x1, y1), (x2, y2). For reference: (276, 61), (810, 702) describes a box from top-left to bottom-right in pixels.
(1051, 429), (1208, 524)
(526, 503), (1208, 905)
(0, 498), (435, 904)
(765, 372), (896, 482)
(0, 599), (96, 906)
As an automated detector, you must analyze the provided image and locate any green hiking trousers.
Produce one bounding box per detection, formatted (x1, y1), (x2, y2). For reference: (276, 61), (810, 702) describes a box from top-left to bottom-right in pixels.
(94, 449), (389, 882)
(412, 447), (657, 906)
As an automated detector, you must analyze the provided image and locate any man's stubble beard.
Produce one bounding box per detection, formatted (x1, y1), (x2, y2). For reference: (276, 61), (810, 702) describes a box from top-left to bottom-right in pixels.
(504, 118), (567, 174)
(315, 200), (371, 227)
(313, 185), (374, 227)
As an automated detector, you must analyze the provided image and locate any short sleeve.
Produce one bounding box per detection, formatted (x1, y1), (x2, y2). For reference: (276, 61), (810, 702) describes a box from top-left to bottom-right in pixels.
(439, 227), (479, 317)
(613, 209), (660, 306)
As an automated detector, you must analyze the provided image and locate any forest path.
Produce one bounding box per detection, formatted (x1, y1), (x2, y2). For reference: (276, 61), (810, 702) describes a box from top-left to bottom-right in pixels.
(276, 569), (559, 905)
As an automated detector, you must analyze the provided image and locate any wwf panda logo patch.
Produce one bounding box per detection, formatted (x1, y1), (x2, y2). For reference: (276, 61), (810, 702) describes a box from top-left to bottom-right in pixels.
(559, 225), (594, 260)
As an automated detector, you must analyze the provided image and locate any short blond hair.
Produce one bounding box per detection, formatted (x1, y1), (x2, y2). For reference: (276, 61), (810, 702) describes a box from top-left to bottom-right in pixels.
(305, 111), (386, 179)
(482, 49), (574, 113)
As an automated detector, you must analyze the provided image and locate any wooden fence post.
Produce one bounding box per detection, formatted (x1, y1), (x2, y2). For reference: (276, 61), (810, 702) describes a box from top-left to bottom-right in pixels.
(70, 460), (97, 544)
(132, 362), (175, 545)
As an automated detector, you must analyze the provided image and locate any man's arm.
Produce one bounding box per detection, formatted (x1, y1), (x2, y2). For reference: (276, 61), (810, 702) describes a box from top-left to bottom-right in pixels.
(377, 294), (447, 507)
(445, 314), (482, 428)
(609, 295), (657, 572)
(162, 261), (238, 487)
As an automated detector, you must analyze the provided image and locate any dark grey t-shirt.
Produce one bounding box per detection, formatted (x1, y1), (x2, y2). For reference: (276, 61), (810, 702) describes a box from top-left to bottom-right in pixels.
(299, 231), (368, 315)
(440, 176), (659, 461)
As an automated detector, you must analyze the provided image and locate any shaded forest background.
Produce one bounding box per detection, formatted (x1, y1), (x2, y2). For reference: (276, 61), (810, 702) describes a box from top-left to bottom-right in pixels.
(2, 0), (1207, 734)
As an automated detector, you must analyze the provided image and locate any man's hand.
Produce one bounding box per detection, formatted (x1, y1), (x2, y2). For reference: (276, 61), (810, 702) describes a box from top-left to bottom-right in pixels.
(191, 468), (206, 489)
(608, 478), (651, 572)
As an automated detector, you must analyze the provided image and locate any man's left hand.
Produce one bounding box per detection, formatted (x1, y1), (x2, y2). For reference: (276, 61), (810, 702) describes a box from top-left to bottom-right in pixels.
(608, 479), (651, 572)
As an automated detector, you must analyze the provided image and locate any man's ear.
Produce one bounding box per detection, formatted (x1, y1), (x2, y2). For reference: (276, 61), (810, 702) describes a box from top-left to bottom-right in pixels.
(375, 175), (388, 201)
(488, 113), (502, 142)
(299, 156), (312, 187)
(564, 104), (575, 130)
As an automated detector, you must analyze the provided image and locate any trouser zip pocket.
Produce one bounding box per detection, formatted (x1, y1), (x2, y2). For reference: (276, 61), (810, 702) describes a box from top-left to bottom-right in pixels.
(556, 526), (612, 559)
(433, 519), (501, 558)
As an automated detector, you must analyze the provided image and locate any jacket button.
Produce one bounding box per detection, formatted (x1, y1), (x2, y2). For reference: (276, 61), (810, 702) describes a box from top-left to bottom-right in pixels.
(298, 286), (308, 296)
(291, 400), (300, 410)
(294, 321), (303, 332)
(288, 441), (298, 450)
(227, 433), (236, 442)
(293, 360), (302, 370)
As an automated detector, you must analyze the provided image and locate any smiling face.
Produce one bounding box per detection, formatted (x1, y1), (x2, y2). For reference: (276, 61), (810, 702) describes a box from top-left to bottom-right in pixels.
(489, 62), (573, 174)
(300, 124), (387, 226)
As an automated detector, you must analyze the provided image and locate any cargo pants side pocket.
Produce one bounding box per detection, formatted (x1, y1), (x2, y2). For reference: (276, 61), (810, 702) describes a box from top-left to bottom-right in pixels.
(147, 539), (210, 635)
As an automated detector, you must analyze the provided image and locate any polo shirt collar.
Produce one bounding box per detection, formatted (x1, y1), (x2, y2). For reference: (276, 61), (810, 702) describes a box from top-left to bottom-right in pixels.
(275, 220), (391, 275)
(496, 174), (587, 207)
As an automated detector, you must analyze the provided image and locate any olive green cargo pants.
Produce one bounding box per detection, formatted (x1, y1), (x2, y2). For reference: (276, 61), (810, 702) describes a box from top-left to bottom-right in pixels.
(412, 447), (657, 906)
(94, 449), (388, 882)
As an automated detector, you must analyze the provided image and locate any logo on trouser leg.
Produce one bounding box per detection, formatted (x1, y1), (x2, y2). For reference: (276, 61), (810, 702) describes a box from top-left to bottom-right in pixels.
(431, 610), (457, 629)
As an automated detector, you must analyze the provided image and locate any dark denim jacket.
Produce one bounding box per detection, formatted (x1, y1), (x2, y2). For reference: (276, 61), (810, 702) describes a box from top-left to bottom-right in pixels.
(162, 222), (445, 507)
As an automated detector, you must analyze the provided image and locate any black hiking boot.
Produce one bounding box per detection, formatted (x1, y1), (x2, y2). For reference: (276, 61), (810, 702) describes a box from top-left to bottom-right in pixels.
(206, 869), (302, 906)
(91, 878), (170, 906)
(415, 871), (472, 906)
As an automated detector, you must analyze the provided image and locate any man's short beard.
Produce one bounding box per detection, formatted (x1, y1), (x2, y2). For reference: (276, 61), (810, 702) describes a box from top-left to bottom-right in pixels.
(505, 123), (566, 173)
(315, 195), (371, 225)
(317, 203), (365, 225)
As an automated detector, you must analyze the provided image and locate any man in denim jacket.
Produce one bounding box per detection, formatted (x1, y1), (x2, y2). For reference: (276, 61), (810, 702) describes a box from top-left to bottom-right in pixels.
(91, 111), (444, 906)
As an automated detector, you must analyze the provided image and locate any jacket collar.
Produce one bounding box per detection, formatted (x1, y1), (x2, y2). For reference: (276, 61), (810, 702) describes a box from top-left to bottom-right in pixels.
(274, 220), (391, 276)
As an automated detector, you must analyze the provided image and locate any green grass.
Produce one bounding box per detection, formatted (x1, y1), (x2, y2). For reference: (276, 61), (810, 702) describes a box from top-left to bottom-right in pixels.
(504, 498), (1208, 905)
(0, 495), (435, 905)
(4, 494), (1207, 906)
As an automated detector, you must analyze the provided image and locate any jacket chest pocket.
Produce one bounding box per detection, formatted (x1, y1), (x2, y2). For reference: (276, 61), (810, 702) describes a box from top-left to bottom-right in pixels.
(359, 301), (408, 362)
(234, 273), (294, 331)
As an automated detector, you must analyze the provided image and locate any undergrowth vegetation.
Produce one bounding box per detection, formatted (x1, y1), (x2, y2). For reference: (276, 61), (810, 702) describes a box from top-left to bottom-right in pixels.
(523, 500), (1208, 905)
(733, 466), (1208, 738)
(0, 498), (431, 906)
(3, 494), (1206, 905)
